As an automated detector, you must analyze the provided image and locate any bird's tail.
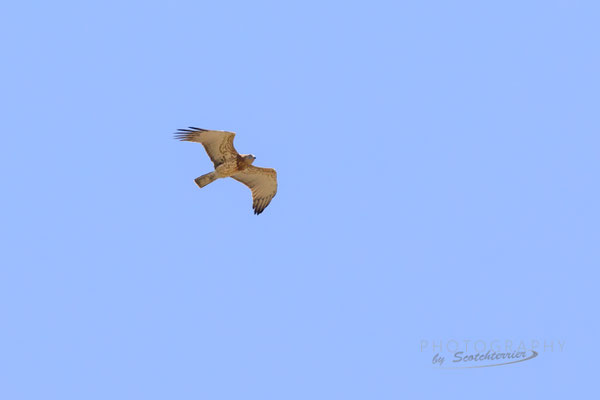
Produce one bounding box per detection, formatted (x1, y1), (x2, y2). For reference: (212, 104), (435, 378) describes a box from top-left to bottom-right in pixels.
(194, 172), (218, 188)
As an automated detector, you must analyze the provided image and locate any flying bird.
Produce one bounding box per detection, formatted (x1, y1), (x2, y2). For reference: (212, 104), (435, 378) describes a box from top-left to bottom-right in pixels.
(174, 127), (278, 215)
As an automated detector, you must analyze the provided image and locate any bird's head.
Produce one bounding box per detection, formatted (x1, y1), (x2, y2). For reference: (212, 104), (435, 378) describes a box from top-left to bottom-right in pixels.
(243, 154), (256, 165)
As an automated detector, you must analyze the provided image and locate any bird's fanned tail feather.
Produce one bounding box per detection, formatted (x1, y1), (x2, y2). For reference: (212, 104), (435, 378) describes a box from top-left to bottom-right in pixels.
(194, 172), (218, 188)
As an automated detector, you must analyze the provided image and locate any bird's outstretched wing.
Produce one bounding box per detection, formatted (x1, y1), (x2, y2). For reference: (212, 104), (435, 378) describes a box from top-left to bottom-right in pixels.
(232, 166), (278, 215)
(174, 127), (238, 167)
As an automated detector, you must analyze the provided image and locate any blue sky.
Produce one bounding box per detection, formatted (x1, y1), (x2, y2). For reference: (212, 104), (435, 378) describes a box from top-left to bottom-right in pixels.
(1, 1), (598, 398)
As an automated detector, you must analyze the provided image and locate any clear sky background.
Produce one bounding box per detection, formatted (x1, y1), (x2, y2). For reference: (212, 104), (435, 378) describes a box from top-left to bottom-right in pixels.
(1, 1), (598, 398)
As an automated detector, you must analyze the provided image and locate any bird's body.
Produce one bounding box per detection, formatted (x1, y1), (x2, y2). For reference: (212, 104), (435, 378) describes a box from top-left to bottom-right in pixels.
(174, 127), (277, 215)
(215, 154), (254, 178)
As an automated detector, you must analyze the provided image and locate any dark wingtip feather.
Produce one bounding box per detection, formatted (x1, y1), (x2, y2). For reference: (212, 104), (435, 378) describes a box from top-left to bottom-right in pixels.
(174, 127), (208, 140)
(173, 132), (191, 141)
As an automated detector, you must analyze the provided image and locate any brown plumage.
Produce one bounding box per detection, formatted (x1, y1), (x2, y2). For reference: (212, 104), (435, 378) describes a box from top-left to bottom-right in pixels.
(174, 127), (278, 215)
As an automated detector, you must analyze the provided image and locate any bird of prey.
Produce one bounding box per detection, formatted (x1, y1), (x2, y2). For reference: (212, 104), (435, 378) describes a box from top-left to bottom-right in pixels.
(174, 127), (278, 215)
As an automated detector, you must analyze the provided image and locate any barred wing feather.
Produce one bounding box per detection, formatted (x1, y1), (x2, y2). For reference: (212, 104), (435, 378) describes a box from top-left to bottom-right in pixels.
(174, 127), (238, 167)
(232, 166), (278, 215)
